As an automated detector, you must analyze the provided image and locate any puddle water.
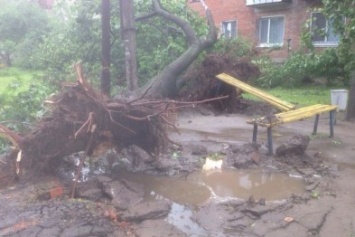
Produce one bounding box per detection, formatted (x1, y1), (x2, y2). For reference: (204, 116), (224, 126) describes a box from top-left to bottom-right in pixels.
(117, 169), (304, 236)
(187, 169), (305, 201)
(116, 170), (211, 206)
(117, 169), (305, 205)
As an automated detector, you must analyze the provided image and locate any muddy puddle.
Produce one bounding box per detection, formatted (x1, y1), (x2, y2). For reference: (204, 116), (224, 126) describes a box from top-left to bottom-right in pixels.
(116, 169), (305, 206)
(117, 169), (305, 236)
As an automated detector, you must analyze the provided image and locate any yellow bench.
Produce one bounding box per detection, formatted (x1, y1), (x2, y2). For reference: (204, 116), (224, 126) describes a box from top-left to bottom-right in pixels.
(246, 104), (337, 155)
(216, 73), (297, 112)
(215, 73), (338, 155)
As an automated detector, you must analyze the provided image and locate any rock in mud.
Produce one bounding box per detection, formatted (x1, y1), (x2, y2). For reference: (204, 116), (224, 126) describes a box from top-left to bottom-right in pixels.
(186, 144), (208, 156)
(276, 134), (310, 157)
(122, 200), (171, 222)
(225, 143), (262, 168)
(79, 188), (103, 201)
(119, 145), (155, 172)
(152, 157), (182, 174)
(100, 177), (144, 210)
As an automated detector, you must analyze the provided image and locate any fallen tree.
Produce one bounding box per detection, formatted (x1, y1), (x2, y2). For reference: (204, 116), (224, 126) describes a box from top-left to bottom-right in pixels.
(0, 63), (228, 186)
(136, 0), (217, 97)
(0, 63), (172, 177)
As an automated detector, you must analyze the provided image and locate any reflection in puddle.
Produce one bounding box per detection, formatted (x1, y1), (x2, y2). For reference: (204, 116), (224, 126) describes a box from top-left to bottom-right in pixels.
(116, 171), (211, 206)
(187, 169), (305, 201)
(117, 169), (304, 237)
(118, 169), (305, 205)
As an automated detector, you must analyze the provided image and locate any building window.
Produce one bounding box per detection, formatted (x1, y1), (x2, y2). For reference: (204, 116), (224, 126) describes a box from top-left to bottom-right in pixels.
(311, 13), (340, 46)
(222, 21), (237, 38)
(259, 16), (284, 46)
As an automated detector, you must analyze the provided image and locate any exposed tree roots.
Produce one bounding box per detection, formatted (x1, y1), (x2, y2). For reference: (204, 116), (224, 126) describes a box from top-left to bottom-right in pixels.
(178, 54), (260, 112)
(0, 63), (229, 187)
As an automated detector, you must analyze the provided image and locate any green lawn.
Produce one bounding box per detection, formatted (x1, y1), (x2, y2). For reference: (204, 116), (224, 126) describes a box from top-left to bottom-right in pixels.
(0, 67), (349, 108)
(0, 67), (44, 98)
(243, 85), (349, 107)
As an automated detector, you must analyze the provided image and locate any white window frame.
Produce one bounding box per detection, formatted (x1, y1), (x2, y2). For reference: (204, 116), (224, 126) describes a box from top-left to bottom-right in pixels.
(258, 16), (285, 47)
(221, 20), (237, 38)
(311, 12), (341, 47)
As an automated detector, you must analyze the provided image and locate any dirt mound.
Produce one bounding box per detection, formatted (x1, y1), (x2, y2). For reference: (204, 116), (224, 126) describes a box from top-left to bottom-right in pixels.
(178, 54), (260, 112)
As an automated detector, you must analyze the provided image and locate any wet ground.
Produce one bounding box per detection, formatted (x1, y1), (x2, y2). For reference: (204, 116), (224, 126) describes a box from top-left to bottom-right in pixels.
(1, 109), (355, 237)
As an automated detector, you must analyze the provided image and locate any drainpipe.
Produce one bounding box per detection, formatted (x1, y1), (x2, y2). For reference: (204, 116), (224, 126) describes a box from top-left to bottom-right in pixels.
(287, 38), (291, 56)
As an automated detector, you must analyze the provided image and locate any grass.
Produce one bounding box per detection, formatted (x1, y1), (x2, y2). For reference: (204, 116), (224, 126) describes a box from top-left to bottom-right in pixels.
(243, 85), (349, 107)
(0, 67), (348, 108)
(0, 67), (44, 98)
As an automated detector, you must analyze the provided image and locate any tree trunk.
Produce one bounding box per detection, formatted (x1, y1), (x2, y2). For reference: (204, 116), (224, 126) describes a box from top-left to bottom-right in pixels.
(143, 0), (217, 98)
(1, 52), (12, 67)
(346, 71), (355, 121)
(101, 0), (111, 96)
(119, 0), (138, 90)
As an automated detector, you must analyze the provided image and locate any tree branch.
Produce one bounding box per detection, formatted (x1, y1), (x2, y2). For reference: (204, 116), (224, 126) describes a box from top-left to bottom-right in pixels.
(152, 0), (198, 46)
(135, 12), (157, 22)
(0, 124), (23, 150)
(201, 9), (218, 48)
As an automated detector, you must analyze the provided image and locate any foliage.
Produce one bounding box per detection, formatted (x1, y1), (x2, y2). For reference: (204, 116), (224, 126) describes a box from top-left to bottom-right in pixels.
(0, 68), (54, 134)
(322, 0), (355, 80)
(256, 1), (355, 89)
(254, 53), (311, 88)
(0, 69), (54, 153)
(255, 48), (347, 88)
(135, 0), (208, 85)
(37, 0), (209, 88)
(208, 37), (256, 59)
(37, 0), (104, 82)
(0, 0), (49, 68)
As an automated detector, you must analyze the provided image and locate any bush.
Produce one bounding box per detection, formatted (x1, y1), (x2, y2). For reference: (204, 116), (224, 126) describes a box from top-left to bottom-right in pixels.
(0, 71), (55, 154)
(255, 49), (348, 88)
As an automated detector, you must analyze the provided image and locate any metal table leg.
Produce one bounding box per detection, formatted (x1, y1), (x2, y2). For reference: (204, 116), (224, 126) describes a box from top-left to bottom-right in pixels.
(312, 114), (320, 135)
(252, 124), (258, 143)
(267, 127), (273, 155)
(329, 110), (335, 138)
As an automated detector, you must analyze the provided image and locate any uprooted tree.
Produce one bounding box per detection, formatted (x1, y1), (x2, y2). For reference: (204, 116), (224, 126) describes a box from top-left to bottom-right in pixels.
(0, 0), (243, 185)
(136, 0), (217, 97)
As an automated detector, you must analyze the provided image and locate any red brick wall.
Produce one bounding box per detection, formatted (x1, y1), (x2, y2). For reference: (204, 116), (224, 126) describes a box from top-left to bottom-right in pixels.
(188, 0), (320, 61)
(37, 0), (55, 9)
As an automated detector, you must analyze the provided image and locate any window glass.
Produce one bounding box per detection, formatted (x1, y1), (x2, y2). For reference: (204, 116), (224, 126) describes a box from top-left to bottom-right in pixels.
(269, 17), (284, 44)
(312, 13), (326, 42)
(312, 12), (341, 45)
(222, 21), (237, 38)
(259, 17), (284, 45)
(260, 18), (269, 43)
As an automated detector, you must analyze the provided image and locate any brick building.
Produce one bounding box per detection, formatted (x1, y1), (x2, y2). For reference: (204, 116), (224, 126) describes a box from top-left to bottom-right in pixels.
(35, 0), (55, 9)
(188, 0), (339, 62)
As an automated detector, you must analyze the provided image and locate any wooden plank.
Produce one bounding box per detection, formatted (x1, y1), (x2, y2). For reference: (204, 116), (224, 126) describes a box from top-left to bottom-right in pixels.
(247, 104), (337, 127)
(216, 73), (297, 111)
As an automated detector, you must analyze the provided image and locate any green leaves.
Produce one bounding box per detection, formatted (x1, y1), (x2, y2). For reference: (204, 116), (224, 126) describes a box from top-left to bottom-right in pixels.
(0, 0), (49, 68)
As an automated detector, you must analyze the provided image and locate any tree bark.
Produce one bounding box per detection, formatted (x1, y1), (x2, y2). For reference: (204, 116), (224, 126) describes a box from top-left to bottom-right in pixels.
(101, 0), (111, 96)
(346, 71), (355, 121)
(119, 0), (138, 90)
(144, 0), (217, 98)
(1, 52), (12, 67)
